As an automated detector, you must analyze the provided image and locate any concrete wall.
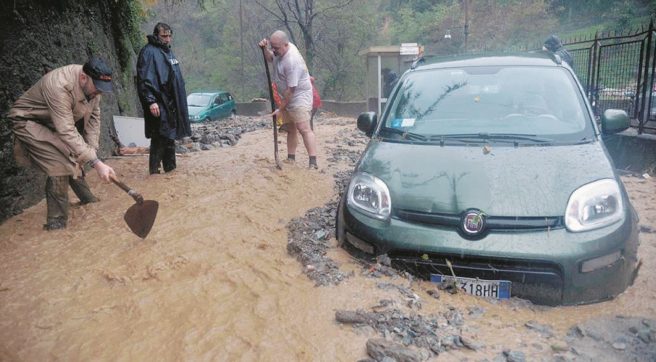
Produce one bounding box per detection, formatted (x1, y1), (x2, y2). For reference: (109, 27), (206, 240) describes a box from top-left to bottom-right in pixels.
(320, 100), (367, 118)
(604, 129), (656, 174)
(236, 101), (270, 116)
(237, 100), (367, 118)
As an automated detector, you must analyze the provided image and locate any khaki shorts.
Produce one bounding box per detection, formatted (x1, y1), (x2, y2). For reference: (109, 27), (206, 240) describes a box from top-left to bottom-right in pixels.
(282, 106), (311, 125)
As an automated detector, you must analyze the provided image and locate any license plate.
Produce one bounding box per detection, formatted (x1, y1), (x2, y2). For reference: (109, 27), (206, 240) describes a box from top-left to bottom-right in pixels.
(431, 274), (511, 299)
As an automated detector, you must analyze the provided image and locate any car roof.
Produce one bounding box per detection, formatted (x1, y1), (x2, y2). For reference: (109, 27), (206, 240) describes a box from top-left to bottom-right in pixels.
(413, 51), (565, 71)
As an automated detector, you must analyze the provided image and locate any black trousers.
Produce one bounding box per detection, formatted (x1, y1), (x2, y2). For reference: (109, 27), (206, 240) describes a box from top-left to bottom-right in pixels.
(149, 134), (176, 174)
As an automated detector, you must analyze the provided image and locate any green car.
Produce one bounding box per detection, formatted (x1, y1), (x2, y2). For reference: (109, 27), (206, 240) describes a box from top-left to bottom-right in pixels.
(337, 52), (639, 305)
(187, 91), (236, 123)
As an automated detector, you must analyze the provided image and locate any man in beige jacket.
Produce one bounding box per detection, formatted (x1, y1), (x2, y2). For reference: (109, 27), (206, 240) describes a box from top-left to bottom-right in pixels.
(8, 57), (117, 230)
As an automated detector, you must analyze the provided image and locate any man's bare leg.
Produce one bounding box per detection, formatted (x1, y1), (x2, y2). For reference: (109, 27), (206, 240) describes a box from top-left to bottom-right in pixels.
(286, 122), (298, 161)
(295, 120), (318, 168)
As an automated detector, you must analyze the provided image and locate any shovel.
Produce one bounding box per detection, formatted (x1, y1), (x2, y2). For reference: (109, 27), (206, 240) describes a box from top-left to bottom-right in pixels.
(111, 177), (158, 239)
(260, 46), (282, 170)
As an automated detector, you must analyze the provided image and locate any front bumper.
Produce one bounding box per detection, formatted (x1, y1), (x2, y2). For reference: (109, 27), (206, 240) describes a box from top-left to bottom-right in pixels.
(338, 199), (639, 306)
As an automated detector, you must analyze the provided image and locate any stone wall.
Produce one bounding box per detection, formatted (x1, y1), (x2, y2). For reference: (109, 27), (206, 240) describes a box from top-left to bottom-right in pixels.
(0, 0), (141, 223)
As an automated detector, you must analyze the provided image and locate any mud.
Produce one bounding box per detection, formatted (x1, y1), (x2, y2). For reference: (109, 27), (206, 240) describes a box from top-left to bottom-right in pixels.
(0, 114), (655, 361)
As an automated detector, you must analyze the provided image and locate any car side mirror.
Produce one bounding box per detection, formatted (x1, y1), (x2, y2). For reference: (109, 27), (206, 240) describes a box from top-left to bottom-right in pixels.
(601, 109), (629, 135)
(357, 112), (378, 137)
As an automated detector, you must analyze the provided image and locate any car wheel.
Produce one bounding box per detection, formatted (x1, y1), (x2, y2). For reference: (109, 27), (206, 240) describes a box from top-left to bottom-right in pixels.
(230, 110), (236, 120)
(204, 117), (211, 123)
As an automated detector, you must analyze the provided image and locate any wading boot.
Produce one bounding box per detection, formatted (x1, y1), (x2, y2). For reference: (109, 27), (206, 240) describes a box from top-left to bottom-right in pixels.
(69, 177), (99, 204)
(44, 176), (69, 230)
(43, 216), (67, 230)
(149, 136), (164, 174)
(162, 138), (176, 172)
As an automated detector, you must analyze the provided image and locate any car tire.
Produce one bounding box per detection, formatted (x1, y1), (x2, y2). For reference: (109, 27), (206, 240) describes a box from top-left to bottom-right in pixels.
(204, 117), (211, 123)
(230, 110), (236, 120)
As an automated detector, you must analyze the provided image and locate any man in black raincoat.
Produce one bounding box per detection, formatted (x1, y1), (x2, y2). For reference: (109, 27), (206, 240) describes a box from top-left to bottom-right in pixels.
(137, 22), (191, 174)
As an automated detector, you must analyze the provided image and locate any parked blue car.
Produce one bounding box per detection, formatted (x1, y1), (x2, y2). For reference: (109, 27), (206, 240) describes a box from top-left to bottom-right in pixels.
(187, 91), (236, 122)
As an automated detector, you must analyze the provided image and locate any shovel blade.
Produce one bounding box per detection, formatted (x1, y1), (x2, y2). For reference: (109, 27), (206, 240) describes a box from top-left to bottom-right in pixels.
(124, 200), (159, 239)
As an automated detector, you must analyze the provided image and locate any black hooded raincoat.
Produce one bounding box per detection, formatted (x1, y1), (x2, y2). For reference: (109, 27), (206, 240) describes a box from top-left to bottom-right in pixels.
(137, 34), (191, 140)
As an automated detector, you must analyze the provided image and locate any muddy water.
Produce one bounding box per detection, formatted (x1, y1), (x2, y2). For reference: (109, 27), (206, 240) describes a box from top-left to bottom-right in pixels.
(1, 118), (655, 360)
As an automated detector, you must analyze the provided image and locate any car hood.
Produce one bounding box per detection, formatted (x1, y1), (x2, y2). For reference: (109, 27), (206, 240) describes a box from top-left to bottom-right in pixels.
(188, 106), (206, 117)
(356, 140), (616, 217)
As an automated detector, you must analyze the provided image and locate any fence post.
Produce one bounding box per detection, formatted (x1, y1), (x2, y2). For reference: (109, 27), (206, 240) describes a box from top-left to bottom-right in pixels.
(588, 31), (600, 115)
(639, 20), (654, 134)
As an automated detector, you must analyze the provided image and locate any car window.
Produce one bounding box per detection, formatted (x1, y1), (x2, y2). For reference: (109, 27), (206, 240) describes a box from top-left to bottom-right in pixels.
(383, 66), (594, 143)
(187, 94), (211, 107)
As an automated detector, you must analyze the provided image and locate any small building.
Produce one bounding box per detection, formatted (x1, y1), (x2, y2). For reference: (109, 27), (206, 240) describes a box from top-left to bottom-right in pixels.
(360, 43), (422, 114)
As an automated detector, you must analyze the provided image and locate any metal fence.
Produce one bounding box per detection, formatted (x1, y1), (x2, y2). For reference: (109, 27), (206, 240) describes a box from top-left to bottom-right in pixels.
(563, 21), (656, 134)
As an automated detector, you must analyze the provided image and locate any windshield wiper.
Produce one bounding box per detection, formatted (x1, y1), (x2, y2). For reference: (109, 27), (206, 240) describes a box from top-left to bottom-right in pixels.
(429, 133), (553, 144)
(380, 127), (428, 142)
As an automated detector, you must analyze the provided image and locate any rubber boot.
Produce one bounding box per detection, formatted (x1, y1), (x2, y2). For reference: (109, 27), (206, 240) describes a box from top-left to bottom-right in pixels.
(44, 176), (69, 230)
(69, 177), (99, 204)
(149, 135), (164, 174)
(162, 138), (176, 172)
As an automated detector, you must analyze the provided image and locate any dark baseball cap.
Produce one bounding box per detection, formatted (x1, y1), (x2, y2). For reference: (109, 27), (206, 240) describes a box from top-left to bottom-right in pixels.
(82, 56), (113, 93)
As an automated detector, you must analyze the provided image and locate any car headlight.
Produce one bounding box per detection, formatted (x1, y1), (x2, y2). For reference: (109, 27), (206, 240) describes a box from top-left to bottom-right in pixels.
(565, 179), (624, 232)
(347, 172), (391, 220)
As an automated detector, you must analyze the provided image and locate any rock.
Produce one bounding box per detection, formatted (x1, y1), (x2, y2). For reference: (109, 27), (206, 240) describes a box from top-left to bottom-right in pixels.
(445, 308), (464, 326)
(222, 134), (238, 146)
(440, 335), (457, 350)
(376, 254), (391, 266)
(335, 310), (373, 324)
(504, 350), (526, 362)
(175, 144), (188, 154)
(426, 289), (440, 299)
(460, 335), (483, 351)
(200, 134), (219, 144)
(611, 342), (626, 350)
(189, 142), (202, 152)
(551, 341), (569, 352)
(637, 328), (653, 343)
(568, 325), (585, 338)
(366, 338), (422, 362)
(200, 143), (214, 151)
(467, 305), (485, 317)
(314, 229), (327, 240)
(525, 320), (554, 338)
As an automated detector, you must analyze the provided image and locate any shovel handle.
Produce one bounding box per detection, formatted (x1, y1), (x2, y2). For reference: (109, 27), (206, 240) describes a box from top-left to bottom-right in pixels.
(111, 178), (144, 204)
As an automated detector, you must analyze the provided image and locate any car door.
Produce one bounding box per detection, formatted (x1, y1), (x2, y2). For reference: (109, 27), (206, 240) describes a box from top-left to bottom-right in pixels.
(209, 94), (221, 120)
(216, 93), (230, 118)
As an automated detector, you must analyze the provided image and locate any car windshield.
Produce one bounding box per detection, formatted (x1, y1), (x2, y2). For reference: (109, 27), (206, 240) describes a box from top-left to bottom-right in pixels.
(382, 66), (594, 144)
(187, 94), (211, 107)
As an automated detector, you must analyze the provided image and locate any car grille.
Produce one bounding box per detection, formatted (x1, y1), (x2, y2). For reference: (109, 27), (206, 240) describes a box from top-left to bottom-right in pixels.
(396, 209), (564, 231)
(391, 252), (564, 305)
(389, 253), (563, 305)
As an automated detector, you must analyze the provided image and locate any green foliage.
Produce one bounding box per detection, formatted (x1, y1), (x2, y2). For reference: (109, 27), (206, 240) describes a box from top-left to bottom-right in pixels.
(138, 0), (654, 102)
(110, 0), (146, 71)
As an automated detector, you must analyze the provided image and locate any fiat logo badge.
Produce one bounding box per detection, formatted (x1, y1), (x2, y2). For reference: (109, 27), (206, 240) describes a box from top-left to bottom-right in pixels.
(462, 209), (486, 235)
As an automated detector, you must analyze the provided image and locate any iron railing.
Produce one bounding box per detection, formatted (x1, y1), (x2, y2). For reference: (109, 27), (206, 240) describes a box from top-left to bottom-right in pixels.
(563, 21), (656, 134)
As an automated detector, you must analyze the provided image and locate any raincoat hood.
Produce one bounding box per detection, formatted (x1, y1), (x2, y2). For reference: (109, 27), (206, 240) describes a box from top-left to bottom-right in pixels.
(147, 34), (171, 51)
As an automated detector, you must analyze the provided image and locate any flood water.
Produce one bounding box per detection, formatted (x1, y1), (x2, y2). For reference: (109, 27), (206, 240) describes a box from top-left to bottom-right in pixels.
(1, 118), (655, 360)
